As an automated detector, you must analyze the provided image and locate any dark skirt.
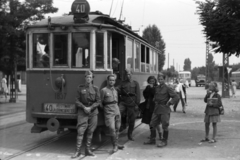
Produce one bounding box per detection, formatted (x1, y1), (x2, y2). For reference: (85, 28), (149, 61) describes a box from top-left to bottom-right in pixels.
(141, 108), (153, 124)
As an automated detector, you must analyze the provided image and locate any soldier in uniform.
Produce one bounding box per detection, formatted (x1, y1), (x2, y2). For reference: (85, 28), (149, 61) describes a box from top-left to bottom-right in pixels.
(144, 73), (179, 147)
(100, 74), (124, 153)
(119, 69), (141, 141)
(71, 70), (101, 159)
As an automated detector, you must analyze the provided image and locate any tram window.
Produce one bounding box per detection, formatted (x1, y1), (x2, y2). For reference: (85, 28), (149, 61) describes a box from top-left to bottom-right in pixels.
(155, 52), (158, 72)
(146, 47), (150, 72)
(152, 50), (156, 72)
(135, 42), (140, 72)
(126, 38), (133, 69)
(107, 33), (111, 69)
(27, 34), (29, 68)
(33, 33), (50, 68)
(141, 45), (146, 72)
(53, 34), (68, 66)
(72, 32), (90, 68)
(96, 32), (104, 68)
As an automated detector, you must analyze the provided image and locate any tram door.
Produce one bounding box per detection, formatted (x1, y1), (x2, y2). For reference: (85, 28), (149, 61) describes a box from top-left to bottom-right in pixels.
(112, 33), (125, 81)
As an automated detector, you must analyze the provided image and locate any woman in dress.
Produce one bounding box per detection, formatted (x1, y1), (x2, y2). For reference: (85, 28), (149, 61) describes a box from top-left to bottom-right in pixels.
(201, 82), (222, 143)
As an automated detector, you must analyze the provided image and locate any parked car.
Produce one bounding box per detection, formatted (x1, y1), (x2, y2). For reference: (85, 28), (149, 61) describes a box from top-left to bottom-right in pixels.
(195, 74), (206, 87)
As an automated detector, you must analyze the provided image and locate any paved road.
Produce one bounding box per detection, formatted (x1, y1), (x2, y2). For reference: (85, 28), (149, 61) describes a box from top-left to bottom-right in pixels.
(0, 85), (240, 160)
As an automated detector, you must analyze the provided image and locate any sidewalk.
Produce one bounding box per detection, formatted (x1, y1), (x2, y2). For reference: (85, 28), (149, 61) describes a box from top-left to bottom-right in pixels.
(0, 84), (26, 117)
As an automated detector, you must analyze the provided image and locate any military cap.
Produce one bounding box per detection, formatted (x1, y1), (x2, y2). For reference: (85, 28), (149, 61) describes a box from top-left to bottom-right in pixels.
(125, 68), (133, 74)
(157, 72), (166, 79)
(85, 70), (93, 76)
(112, 58), (120, 64)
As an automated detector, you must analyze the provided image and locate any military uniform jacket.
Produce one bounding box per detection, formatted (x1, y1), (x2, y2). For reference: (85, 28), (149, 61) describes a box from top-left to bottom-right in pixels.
(120, 80), (141, 106)
(75, 83), (101, 117)
(100, 86), (120, 115)
(154, 83), (179, 114)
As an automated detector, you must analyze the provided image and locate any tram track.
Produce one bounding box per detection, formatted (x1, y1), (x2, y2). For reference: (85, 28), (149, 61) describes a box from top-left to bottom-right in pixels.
(2, 130), (72, 160)
(81, 119), (143, 160)
(2, 119), (143, 160)
(0, 120), (26, 131)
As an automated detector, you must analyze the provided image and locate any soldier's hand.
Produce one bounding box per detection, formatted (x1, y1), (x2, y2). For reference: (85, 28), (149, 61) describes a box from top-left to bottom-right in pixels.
(83, 107), (91, 114)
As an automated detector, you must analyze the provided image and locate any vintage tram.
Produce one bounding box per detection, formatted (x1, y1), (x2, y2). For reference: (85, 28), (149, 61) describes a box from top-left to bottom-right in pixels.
(25, 0), (160, 134)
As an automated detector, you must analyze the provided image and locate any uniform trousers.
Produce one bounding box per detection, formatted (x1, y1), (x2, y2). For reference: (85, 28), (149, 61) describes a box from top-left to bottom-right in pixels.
(118, 102), (136, 126)
(150, 113), (170, 131)
(77, 113), (98, 140)
(104, 112), (121, 137)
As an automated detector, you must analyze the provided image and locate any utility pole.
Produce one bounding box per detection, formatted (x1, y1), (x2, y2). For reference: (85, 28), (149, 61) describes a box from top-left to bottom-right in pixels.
(168, 53), (169, 70)
(173, 59), (175, 71)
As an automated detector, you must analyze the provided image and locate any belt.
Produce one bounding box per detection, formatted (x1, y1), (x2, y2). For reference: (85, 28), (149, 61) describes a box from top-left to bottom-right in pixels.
(82, 102), (94, 107)
(155, 101), (167, 105)
(103, 101), (117, 105)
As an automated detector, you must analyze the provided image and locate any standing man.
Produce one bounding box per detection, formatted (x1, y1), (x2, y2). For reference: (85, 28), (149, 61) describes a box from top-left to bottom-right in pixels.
(119, 69), (141, 141)
(71, 70), (101, 159)
(100, 74), (124, 153)
(144, 73), (179, 147)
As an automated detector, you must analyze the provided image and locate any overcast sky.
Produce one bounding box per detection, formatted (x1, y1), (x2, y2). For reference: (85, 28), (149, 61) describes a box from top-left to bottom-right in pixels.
(48, 0), (240, 70)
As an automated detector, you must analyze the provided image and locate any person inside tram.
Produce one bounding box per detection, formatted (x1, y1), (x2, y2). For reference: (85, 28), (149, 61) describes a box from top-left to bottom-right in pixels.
(100, 58), (121, 90)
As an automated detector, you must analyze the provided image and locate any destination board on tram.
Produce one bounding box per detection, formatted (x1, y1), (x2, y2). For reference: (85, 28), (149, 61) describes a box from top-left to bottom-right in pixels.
(43, 103), (76, 114)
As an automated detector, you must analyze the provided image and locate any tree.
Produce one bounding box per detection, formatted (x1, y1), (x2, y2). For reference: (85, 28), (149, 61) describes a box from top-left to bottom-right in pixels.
(196, 0), (240, 56)
(142, 24), (166, 71)
(183, 58), (191, 71)
(0, 0), (58, 74)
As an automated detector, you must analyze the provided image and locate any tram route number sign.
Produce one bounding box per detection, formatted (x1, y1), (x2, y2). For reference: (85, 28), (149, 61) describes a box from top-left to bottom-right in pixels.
(43, 103), (76, 114)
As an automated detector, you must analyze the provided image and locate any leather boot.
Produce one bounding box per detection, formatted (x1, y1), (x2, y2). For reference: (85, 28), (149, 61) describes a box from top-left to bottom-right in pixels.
(111, 136), (118, 153)
(157, 131), (168, 147)
(116, 132), (124, 150)
(144, 129), (156, 145)
(71, 136), (82, 159)
(159, 132), (162, 140)
(128, 125), (134, 141)
(85, 138), (95, 156)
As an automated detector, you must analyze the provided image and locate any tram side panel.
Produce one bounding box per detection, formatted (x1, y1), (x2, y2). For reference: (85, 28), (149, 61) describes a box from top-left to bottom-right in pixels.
(26, 70), (109, 132)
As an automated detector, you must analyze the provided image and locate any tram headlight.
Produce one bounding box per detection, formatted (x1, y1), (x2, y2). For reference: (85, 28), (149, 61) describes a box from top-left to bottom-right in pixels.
(55, 74), (66, 90)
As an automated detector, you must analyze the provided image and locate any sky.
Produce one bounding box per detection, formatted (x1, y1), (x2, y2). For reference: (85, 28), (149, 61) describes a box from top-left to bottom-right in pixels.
(47, 0), (240, 71)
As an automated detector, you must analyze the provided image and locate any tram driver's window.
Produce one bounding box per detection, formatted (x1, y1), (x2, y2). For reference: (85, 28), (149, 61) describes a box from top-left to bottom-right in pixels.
(53, 34), (68, 66)
(33, 33), (49, 68)
(72, 33), (90, 68)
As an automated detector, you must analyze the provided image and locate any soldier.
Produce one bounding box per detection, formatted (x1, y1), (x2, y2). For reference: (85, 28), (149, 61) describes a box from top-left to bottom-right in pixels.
(100, 74), (124, 153)
(119, 69), (141, 141)
(144, 73), (179, 147)
(71, 70), (101, 159)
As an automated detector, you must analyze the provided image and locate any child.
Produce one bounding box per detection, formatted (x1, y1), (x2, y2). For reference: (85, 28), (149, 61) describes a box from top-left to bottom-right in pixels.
(201, 82), (222, 143)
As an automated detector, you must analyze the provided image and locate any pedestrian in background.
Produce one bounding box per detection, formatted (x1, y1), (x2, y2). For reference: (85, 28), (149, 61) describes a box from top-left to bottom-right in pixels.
(182, 79), (189, 106)
(173, 79), (186, 113)
(100, 74), (124, 153)
(230, 79), (237, 98)
(142, 76), (162, 144)
(1, 75), (8, 99)
(145, 73), (179, 147)
(119, 69), (141, 141)
(201, 82), (222, 143)
(72, 70), (101, 158)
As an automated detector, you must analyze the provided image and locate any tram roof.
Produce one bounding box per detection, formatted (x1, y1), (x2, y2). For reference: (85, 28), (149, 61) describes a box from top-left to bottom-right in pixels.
(28, 12), (160, 52)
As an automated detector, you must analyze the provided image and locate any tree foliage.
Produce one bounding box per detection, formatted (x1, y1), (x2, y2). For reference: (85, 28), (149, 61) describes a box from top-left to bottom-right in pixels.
(142, 24), (166, 71)
(0, 0), (58, 74)
(196, 0), (240, 56)
(183, 58), (191, 71)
